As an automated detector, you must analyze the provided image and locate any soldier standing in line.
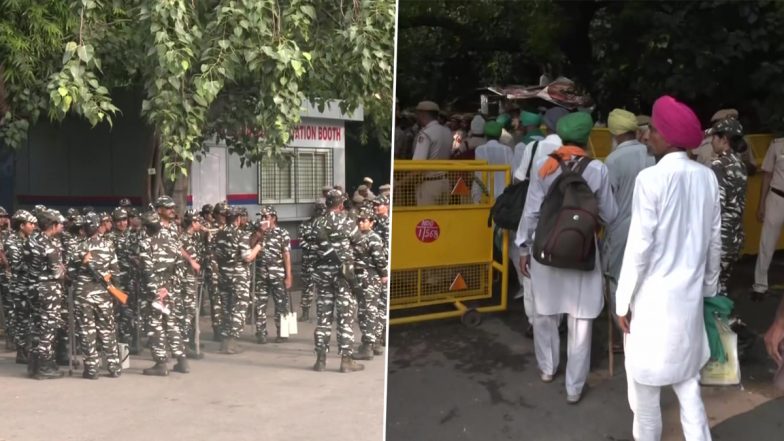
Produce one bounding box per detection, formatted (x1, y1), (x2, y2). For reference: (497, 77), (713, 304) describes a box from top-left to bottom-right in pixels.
(252, 206), (292, 344)
(214, 207), (263, 353)
(0, 206), (13, 350)
(6, 210), (37, 364)
(351, 206), (388, 361)
(58, 211), (84, 363)
(372, 195), (390, 350)
(197, 204), (213, 316)
(297, 202), (326, 322)
(73, 212), (122, 379)
(179, 211), (204, 359)
(26, 209), (66, 379)
(109, 208), (136, 349)
(311, 190), (364, 373)
(208, 203), (228, 341)
(137, 211), (188, 376)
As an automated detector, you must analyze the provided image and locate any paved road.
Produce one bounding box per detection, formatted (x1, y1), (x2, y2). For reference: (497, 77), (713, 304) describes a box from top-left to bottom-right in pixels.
(0, 291), (385, 441)
(386, 256), (784, 441)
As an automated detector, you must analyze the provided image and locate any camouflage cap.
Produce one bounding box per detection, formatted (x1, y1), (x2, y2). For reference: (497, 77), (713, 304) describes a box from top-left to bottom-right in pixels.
(112, 207), (128, 220)
(372, 195), (390, 206)
(213, 202), (228, 216)
(321, 185), (333, 192)
(325, 189), (344, 208)
(99, 212), (112, 222)
(127, 208), (139, 218)
(82, 206), (95, 215)
(84, 212), (101, 229)
(33, 204), (47, 214)
(313, 202), (327, 217)
(710, 108), (739, 123)
(13, 209), (37, 223)
(201, 204), (213, 215)
(0, 206), (8, 217)
(36, 209), (61, 225)
(707, 118), (744, 137)
(118, 198), (132, 207)
(240, 207), (249, 217)
(66, 208), (80, 219)
(141, 211), (160, 226)
(48, 208), (66, 224)
(154, 195), (176, 208)
(72, 215), (85, 227)
(356, 206), (375, 220)
(227, 206), (243, 218)
(261, 205), (277, 217)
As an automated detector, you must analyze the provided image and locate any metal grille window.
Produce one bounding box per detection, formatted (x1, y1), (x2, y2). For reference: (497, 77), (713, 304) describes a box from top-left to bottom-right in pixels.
(259, 148), (332, 204)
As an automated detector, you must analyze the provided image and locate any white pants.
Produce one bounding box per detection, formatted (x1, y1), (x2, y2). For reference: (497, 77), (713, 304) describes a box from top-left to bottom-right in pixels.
(509, 244), (535, 320)
(754, 191), (784, 292)
(416, 178), (450, 206)
(626, 374), (712, 441)
(534, 314), (592, 396)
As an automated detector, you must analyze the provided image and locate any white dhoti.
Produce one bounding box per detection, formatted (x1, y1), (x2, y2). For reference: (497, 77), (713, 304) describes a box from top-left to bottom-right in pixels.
(416, 178), (450, 206)
(753, 191), (784, 293)
(533, 314), (592, 396)
(509, 244), (535, 320)
(626, 372), (712, 441)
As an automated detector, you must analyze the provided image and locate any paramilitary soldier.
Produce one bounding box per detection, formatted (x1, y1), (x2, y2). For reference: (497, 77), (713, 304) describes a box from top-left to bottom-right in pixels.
(0, 206), (14, 350)
(252, 206), (292, 344)
(214, 207), (262, 354)
(26, 209), (67, 379)
(351, 206), (389, 361)
(6, 210), (37, 364)
(207, 203), (229, 341)
(297, 202), (326, 321)
(311, 190), (365, 373)
(372, 195), (390, 348)
(73, 212), (122, 379)
(179, 210), (205, 358)
(109, 207), (137, 350)
(138, 211), (188, 376)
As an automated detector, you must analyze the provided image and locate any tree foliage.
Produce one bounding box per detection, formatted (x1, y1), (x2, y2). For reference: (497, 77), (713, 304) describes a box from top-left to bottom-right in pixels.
(0, 0), (395, 178)
(397, 0), (784, 131)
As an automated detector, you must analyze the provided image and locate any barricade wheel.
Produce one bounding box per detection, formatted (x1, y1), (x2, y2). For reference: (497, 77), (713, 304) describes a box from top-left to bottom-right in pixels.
(461, 308), (481, 327)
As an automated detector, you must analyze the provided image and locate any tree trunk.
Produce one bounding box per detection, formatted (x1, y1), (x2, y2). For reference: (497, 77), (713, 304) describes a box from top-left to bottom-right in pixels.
(170, 165), (190, 216)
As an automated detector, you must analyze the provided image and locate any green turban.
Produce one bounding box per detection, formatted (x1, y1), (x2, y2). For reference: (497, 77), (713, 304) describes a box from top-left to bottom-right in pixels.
(520, 111), (542, 127)
(496, 114), (511, 128)
(556, 112), (593, 145)
(484, 121), (502, 138)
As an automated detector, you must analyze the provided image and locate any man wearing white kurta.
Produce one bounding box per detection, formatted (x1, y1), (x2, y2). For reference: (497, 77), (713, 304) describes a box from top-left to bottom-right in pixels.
(616, 96), (719, 441)
(518, 112), (618, 404)
(511, 107), (568, 333)
(472, 121), (514, 203)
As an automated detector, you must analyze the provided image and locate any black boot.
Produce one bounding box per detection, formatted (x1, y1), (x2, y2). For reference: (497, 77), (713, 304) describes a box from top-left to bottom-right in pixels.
(340, 355), (365, 373)
(16, 347), (28, 365)
(27, 351), (39, 378)
(173, 356), (190, 374)
(82, 369), (99, 380)
(352, 343), (374, 361)
(185, 345), (204, 360)
(298, 308), (309, 322)
(256, 332), (268, 344)
(373, 343), (385, 356)
(142, 361), (169, 376)
(129, 333), (141, 355)
(35, 360), (64, 380)
(55, 338), (70, 366)
(313, 351), (326, 372)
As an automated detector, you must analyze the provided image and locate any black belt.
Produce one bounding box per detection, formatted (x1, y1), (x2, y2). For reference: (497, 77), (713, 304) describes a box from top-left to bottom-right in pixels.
(423, 175), (447, 181)
(772, 187), (784, 198)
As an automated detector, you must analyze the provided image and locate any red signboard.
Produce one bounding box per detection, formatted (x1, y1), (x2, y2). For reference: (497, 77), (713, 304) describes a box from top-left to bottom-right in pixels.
(415, 219), (440, 243)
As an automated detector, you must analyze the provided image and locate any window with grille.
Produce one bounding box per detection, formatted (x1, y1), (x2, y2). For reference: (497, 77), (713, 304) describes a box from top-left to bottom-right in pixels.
(259, 148), (332, 204)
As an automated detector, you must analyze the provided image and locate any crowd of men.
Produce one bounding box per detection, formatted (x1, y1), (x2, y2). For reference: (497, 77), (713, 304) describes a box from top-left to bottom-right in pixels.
(397, 95), (784, 440)
(0, 182), (390, 380)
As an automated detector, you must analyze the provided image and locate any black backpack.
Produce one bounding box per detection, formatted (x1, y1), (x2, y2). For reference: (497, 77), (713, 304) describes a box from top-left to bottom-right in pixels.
(489, 141), (539, 230)
(532, 154), (599, 271)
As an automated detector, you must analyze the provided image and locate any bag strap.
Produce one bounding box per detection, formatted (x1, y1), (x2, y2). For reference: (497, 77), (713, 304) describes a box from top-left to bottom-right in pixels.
(573, 155), (593, 176)
(524, 141), (540, 180)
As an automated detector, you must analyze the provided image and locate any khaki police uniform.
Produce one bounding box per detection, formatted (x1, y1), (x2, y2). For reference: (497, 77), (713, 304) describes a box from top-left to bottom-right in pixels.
(754, 137), (784, 293)
(412, 120), (452, 205)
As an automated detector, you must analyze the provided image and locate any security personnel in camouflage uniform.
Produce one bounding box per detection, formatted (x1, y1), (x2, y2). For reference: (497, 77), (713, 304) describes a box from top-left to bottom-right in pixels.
(73, 212), (122, 379)
(351, 206), (389, 361)
(108, 208), (136, 347)
(214, 207), (262, 354)
(253, 206), (292, 344)
(311, 190), (365, 373)
(297, 202), (326, 321)
(0, 206), (13, 350)
(26, 209), (67, 379)
(372, 194), (390, 348)
(6, 210), (37, 364)
(179, 210), (205, 358)
(138, 211), (189, 376)
(207, 203), (229, 340)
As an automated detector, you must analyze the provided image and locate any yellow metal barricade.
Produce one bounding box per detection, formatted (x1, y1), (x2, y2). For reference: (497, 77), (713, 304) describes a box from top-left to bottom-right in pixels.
(390, 160), (510, 325)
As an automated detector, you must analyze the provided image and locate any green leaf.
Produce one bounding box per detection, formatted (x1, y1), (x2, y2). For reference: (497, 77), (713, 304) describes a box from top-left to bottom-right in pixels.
(57, 87), (69, 97)
(77, 45), (91, 63)
(181, 60), (190, 71)
(300, 5), (316, 19)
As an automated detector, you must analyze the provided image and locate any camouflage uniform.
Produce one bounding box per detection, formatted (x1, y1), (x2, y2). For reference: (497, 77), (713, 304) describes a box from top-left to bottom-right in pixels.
(1, 223), (14, 347)
(5, 222), (33, 357)
(298, 203), (326, 314)
(353, 211), (388, 349)
(711, 150), (748, 297)
(110, 218), (135, 344)
(27, 222), (66, 374)
(372, 196), (390, 346)
(254, 214), (291, 340)
(73, 222), (122, 377)
(214, 220), (252, 343)
(311, 206), (363, 357)
(139, 220), (184, 365)
(179, 227), (203, 350)
(206, 206), (228, 339)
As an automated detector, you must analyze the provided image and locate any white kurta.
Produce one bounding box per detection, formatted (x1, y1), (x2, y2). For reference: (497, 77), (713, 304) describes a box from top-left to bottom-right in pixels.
(472, 140), (514, 202)
(512, 134), (563, 183)
(616, 151), (721, 387)
(517, 155), (619, 319)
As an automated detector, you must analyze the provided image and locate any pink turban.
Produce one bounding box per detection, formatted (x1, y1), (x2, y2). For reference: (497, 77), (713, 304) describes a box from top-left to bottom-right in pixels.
(651, 96), (703, 149)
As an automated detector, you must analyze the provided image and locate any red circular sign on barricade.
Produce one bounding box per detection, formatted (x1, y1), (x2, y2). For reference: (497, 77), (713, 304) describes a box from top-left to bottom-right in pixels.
(415, 219), (440, 243)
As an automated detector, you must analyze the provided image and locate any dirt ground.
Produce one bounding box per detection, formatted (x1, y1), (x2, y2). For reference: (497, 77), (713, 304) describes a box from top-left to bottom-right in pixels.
(0, 291), (386, 441)
(386, 255), (784, 441)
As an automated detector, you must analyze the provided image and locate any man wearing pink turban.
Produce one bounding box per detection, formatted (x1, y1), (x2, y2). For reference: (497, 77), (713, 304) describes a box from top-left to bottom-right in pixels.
(616, 96), (719, 440)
